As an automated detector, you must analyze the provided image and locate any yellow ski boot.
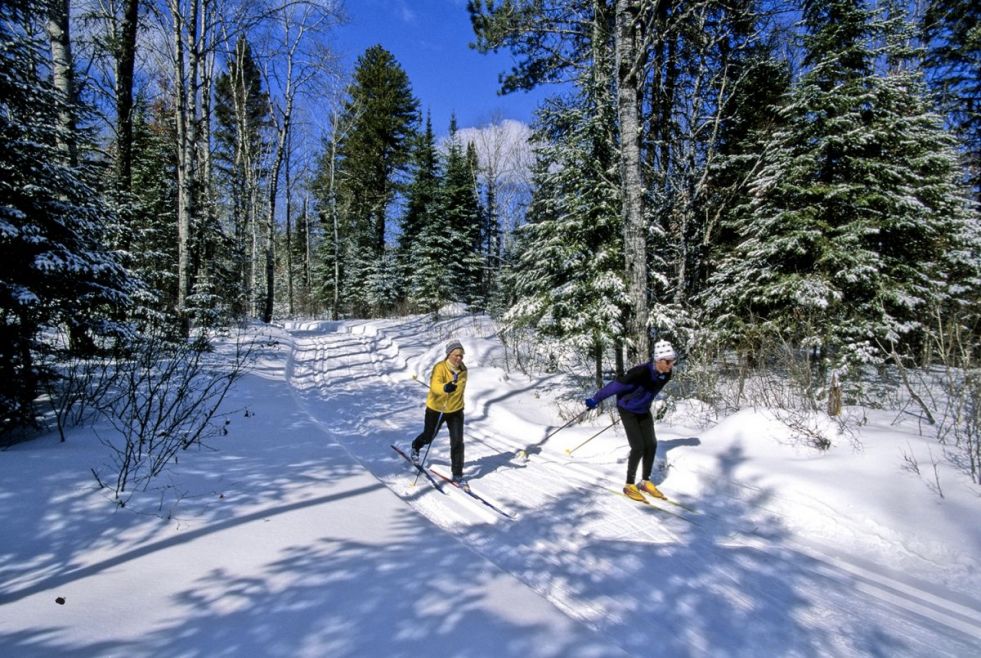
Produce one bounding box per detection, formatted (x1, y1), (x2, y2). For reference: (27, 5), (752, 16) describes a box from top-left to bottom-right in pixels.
(639, 480), (666, 500)
(623, 483), (645, 502)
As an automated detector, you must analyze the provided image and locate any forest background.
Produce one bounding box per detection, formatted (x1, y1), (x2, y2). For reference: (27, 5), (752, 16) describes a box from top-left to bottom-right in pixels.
(1, 0), (979, 493)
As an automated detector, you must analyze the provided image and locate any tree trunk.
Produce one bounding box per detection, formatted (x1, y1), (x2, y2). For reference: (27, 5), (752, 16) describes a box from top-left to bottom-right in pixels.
(229, 38), (261, 317)
(114, 0), (139, 192)
(302, 197), (311, 314)
(615, 0), (648, 362)
(263, 99), (291, 324)
(170, 0), (196, 323)
(285, 128), (294, 317)
(328, 107), (341, 321)
(45, 0), (77, 167)
(47, 0), (97, 352)
(594, 342), (604, 389)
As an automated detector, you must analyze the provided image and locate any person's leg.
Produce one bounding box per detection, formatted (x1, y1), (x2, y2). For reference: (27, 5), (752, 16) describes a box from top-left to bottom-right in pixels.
(637, 412), (656, 481)
(412, 408), (443, 451)
(619, 409), (644, 484)
(636, 413), (666, 497)
(445, 411), (465, 478)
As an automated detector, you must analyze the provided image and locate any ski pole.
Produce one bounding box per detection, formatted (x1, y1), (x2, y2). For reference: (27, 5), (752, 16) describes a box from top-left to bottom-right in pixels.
(413, 411), (444, 486)
(564, 417), (620, 456)
(516, 407), (591, 459)
(410, 373), (435, 485)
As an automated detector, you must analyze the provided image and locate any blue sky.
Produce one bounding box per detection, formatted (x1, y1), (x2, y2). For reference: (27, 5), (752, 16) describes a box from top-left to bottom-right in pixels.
(332, 0), (556, 133)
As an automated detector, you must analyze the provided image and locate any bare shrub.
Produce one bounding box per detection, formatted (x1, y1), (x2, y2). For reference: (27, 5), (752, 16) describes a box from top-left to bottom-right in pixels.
(91, 326), (253, 505)
(679, 328), (852, 449)
(41, 347), (118, 442)
(929, 308), (981, 484)
(882, 305), (981, 484)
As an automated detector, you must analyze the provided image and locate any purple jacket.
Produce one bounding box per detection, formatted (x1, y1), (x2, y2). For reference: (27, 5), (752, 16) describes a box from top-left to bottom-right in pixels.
(592, 362), (672, 415)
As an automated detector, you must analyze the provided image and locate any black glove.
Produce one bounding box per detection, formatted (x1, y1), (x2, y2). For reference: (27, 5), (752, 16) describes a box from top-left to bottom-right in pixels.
(443, 382), (458, 393)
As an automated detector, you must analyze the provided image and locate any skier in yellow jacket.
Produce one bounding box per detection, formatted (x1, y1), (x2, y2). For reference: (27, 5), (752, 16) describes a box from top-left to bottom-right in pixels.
(411, 340), (468, 483)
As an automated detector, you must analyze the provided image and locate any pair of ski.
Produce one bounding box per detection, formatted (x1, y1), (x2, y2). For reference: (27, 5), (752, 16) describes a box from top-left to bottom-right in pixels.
(391, 445), (514, 520)
(615, 487), (698, 523)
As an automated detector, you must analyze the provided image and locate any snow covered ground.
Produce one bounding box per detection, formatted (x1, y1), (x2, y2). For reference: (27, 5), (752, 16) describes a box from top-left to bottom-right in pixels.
(2, 312), (980, 657)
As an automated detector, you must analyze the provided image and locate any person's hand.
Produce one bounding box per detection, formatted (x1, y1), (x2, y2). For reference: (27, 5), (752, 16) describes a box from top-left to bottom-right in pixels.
(444, 382), (458, 393)
(585, 398), (598, 410)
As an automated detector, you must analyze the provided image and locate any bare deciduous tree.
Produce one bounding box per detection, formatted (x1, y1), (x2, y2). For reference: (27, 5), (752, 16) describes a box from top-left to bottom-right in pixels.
(257, 0), (341, 322)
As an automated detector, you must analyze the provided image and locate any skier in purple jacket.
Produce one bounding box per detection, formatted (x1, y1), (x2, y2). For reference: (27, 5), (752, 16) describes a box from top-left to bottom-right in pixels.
(585, 340), (677, 501)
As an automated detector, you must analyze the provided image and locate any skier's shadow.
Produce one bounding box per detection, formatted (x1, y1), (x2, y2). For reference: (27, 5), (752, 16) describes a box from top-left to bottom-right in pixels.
(649, 436), (701, 484)
(462, 449), (517, 480)
(662, 436), (701, 451)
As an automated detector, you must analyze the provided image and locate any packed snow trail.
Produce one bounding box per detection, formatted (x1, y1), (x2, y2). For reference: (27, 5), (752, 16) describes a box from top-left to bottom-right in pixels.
(285, 318), (981, 657)
(0, 326), (630, 658)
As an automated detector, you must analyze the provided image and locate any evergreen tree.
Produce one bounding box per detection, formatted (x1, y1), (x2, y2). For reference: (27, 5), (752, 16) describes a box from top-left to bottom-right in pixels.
(696, 40), (792, 342)
(398, 112), (441, 306)
(479, 163), (500, 307)
(469, 0), (599, 93)
(502, 91), (625, 361)
(363, 247), (403, 316)
(1, 0), (132, 431)
(407, 118), (484, 313)
(697, 39), (792, 300)
(703, 0), (978, 364)
(334, 45), (418, 316)
(921, 0), (980, 201)
(128, 101), (179, 318)
(440, 126), (486, 307)
(406, 216), (455, 316)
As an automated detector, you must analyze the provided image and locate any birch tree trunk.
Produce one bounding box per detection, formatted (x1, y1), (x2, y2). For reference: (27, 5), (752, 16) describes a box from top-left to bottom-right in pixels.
(263, 143), (283, 324)
(167, 0), (216, 326)
(284, 128), (294, 317)
(45, 0), (77, 167)
(169, 0), (196, 321)
(328, 106), (341, 321)
(615, 0), (649, 361)
(302, 197), (310, 314)
(226, 37), (260, 316)
(260, 30), (298, 324)
(262, 77), (292, 323)
(225, 36), (262, 317)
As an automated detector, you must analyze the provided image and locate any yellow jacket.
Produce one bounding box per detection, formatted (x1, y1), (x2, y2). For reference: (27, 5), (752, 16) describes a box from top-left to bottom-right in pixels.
(426, 359), (467, 413)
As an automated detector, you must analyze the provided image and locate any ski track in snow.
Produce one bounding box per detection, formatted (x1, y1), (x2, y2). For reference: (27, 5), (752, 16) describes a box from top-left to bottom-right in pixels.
(283, 319), (981, 657)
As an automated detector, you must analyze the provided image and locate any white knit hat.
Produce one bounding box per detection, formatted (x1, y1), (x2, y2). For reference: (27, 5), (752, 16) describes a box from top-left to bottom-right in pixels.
(653, 340), (676, 361)
(445, 340), (464, 357)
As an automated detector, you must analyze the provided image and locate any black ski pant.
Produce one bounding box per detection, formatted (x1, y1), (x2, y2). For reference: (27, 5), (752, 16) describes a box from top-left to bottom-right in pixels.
(412, 407), (465, 478)
(619, 408), (657, 485)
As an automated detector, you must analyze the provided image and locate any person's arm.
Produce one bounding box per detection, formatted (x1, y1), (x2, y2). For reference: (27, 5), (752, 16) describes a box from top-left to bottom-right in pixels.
(429, 362), (449, 396)
(431, 361), (461, 394)
(587, 363), (650, 408)
(592, 379), (631, 404)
